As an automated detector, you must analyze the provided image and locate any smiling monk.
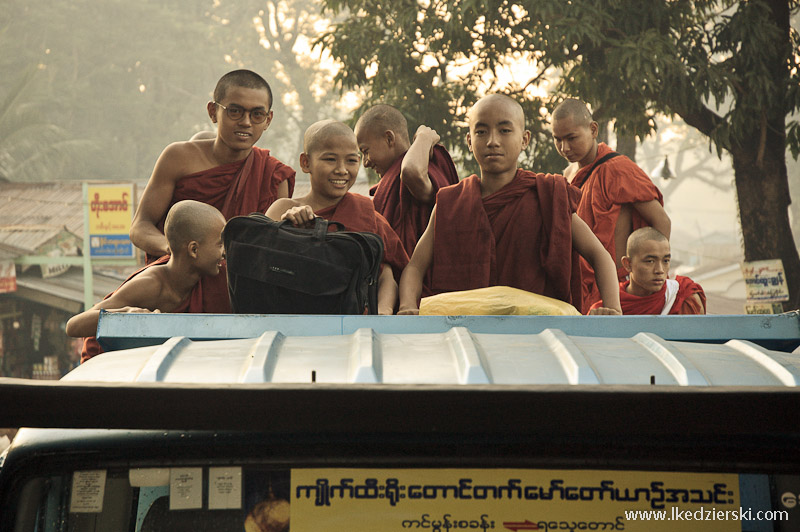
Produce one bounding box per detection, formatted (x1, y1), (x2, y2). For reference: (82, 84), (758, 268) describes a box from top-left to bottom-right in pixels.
(266, 120), (409, 315)
(397, 94), (622, 316)
(590, 227), (706, 315)
(130, 69), (295, 312)
(68, 200), (226, 362)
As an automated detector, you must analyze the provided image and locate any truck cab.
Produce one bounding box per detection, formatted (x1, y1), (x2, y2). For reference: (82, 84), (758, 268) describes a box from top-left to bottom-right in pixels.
(2, 312), (800, 531)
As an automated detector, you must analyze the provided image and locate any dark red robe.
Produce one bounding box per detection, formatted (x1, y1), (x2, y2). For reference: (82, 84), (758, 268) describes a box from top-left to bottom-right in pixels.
(370, 144), (459, 255)
(431, 170), (582, 306)
(148, 147), (295, 313)
(80, 255), (204, 363)
(589, 275), (706, 315)
(315, 192), (410, 280)
(571, 142), (663, 313)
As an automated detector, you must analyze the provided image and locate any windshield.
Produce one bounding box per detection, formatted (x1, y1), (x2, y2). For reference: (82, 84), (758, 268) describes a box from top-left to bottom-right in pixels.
(10, 466), (799, 532)
(14, 467), (289, 532)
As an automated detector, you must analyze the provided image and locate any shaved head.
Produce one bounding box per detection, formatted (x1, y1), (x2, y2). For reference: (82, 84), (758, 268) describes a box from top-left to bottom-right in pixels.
(626, 226), (669, 257)
(213, 69), (273, 110)
(303, 119), (357, 155)
(468, 93), (526, 129)
(164, 200), (225, 252)
(354, 104), (410, 143)
(552, 98), (593, 127)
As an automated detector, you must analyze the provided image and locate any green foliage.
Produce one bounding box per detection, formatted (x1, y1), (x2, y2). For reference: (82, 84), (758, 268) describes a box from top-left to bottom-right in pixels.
(206, 0), (342, 159)
(1, 0), (221, 181)
(0, 66), (96, 182)
(318, 0), (800, 168)
(318, 0), (570, 174)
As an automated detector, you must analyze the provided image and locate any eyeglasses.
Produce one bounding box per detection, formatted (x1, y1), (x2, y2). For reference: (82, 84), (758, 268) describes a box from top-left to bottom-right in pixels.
(213, 102), (270, 124)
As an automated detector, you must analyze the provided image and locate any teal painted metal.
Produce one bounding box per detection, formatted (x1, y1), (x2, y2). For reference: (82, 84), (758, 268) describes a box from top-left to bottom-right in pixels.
(96, 311), (800, 353)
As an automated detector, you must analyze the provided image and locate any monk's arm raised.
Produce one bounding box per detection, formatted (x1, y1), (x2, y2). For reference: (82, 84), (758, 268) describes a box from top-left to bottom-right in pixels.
(634, 199), (671, 239)
(130, 143), (186, 257)
(398, 208), (436, 314)
(65, 276), (163, 338)
(400, 126), (440, 204)
(377, 265), (398, 315)
(571, 214), (622, 314)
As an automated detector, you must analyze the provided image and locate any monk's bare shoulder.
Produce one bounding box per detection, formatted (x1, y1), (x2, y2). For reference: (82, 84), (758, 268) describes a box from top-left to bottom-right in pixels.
(157, 140), (217, 181)
(104, 267), (167, 310)
(265, 197), (306, 220)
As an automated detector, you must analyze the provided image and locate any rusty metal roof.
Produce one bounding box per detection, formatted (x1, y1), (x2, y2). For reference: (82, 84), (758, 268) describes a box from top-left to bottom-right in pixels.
(0, 181), (145, 256)
(0, 182), (83, 253)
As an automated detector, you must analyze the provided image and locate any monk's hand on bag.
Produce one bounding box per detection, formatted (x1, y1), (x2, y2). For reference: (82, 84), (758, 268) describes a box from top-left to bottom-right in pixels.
(282, 206), (315, 228)
(588, 307), (622, 315)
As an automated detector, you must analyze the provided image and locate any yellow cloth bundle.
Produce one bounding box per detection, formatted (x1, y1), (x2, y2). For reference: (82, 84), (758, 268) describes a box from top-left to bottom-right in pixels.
(420, 286), (581, 316)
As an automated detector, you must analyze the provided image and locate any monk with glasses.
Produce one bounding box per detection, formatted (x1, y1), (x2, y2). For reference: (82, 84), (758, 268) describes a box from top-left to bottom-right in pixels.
(130, 69), (295, 312)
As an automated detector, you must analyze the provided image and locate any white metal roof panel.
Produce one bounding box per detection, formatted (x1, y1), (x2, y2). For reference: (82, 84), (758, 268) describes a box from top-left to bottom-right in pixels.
(65, 328), (800, 387)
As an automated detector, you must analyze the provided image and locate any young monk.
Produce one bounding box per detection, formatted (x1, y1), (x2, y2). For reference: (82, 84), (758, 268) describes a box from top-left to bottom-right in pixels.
(67, 200), (226, 362)
(398, 94), (622, 315)
(590, 227), (706, 315)
(354, 104), (459, 259)
(266, 120), (409, 315)
(130, 69), (295, 313)
(551, 98), (671, 313)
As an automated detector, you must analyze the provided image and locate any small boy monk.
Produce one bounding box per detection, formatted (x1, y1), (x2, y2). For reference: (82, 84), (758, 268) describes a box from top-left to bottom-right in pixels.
(590, 227), (706, 315)
(266, 120), (409, 315)
(551, 98), (671, 313)
(354, 104), (459, 258)
(398, 94), (622, 315)
(130, 69), (295, 313)
(67, 200), (226, 362)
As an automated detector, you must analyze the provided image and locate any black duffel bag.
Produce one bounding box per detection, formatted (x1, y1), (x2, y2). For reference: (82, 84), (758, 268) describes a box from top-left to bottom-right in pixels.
(222, 213), (384, 314)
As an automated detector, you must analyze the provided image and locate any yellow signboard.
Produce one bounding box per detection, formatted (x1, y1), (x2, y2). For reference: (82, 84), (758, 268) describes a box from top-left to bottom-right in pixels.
(291, 468), (740, 532)
(87, 183), (134, 257)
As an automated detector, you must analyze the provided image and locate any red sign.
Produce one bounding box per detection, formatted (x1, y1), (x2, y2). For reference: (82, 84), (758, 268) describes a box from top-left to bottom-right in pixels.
(0, 261), (16, 294)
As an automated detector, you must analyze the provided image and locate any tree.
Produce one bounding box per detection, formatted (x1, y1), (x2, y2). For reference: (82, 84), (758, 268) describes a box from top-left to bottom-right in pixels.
(0, 66), (93, 182)
(318, 1), (567, 176)
(2, 0), (223, 182)
(319, 0), (800, 309)
(3, 0), (336, 184)
(207, 0), (343, 165)
(637, 117), (733, 203)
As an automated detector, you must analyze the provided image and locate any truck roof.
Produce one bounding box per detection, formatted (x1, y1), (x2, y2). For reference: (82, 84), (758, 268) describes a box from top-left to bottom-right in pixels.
(74, 321), (800, 387)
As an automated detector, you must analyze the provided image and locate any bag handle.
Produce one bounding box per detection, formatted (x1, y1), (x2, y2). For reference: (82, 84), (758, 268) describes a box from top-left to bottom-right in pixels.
(277, 217), (347, 240)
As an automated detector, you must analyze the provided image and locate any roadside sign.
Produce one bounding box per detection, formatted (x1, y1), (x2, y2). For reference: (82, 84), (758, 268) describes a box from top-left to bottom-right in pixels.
(87, 183), (134, 258)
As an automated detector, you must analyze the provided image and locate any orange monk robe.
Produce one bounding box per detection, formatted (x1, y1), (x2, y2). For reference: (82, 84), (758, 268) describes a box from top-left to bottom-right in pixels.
(571, 142), (664, 314)
(431, 170), (582, 307)
(370, 144), (459, 255)
(150, 147), (296, 313)
(589, 275), (706, 315)
(315, 192), (410, 281)
(80, 256), (205, 363)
